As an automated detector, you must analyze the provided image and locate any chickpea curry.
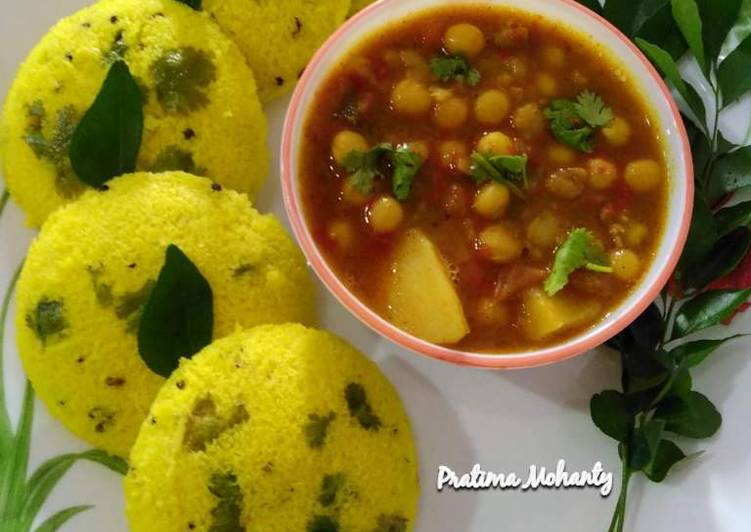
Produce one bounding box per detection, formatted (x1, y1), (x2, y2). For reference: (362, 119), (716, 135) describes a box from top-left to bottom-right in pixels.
(299, 6), (667, 352)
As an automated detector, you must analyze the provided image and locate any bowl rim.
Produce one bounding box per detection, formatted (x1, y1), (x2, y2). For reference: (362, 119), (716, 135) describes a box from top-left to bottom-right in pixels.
(281, 0), (694, 370)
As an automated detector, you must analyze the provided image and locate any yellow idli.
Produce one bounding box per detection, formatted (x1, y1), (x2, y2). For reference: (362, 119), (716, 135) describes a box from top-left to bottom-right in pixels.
(126, 324), (419, 532)
(15, 172), (315, 457)
(202, 0), (350, 102)
(0, 0), (268, 227)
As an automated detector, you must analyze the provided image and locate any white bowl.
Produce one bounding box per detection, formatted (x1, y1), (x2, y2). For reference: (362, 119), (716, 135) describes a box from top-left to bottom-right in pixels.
(281, 0), (694, 369)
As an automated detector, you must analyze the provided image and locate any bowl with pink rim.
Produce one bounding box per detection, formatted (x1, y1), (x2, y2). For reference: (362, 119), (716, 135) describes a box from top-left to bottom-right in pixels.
(281, 0), (694, 369)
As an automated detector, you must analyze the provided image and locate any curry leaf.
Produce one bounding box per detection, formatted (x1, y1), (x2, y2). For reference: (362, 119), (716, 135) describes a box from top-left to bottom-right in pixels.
(654, 391), (722, 438)
(681, 227), (751, 290)
(629, 418), (666, 469)
(695, 0), (743, 63)
(672, 289), (751, 339)
(716, 201), (751, 236)
(138, 245), (213, 377)
(670, 0), (707, 72)
(669, 336), (745, 368)
(590, 390), (632, 442)
(69, 60), (143, 187)
(636, 38), (706, 122)
(707, 146), (751, 200)
(719, 34), (751, 106)
(677, 194), (718, 279)
(575, 0), (603, 13)
(643, 440), (688, 482)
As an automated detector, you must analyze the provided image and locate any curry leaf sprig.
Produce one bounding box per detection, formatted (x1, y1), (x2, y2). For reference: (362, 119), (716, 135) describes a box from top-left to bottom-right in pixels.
(574, 0), (751, 531)
(0, 265), (128, 532)
(343, 143), (424, 200)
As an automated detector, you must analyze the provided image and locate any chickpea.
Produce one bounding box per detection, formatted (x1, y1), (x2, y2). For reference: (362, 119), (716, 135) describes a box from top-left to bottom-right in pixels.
(526, 211), (561, 249)
(502, 56), (528, 81)
(545, 168), (587, 199)
(626, 223), (648, 247)
(536, 73), (558, 97)
(368, 196), (404, 233)
(478, 225), (523, 264)
(327, 219), (354, 250)
(611, 249), (642, 281)
(477, 131), (514, 155)
(475, 90), (511, 125)
(473, 182), (511, 219)
(513, 103), (546, 139)
(341, 179), (370, 206)
(541, 46), (566, 69)
(409, 141), (429, 160)
(400, 49), (431, 83)
(392, 79), (432, 115)
(332, 130), (368, 165)
(602, 116), (632, 146)
(587, 158), (618, 189)
(475, 297), (509, 326)
(444, 23), (486, 57)
(434, 97), (469, 129)
(548, 144), (577, 165)
(439, 140), (468, 169)
(625, 159), (662, 192)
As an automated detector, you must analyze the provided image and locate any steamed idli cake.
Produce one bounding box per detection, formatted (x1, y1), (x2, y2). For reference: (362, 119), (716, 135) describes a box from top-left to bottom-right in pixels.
(126, 324), (419, 532)
(15, 172), (315, 457)
(202, 0), (350, 102)
(0, 0), (268, 227)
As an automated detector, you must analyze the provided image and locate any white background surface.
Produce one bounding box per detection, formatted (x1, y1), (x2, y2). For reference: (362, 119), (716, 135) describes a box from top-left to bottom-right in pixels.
(1, 1), (751, 531)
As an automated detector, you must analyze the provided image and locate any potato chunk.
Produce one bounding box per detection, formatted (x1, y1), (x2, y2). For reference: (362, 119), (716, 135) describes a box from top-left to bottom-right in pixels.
(522, 289), (601, 341)
(385, 230), (469, 344)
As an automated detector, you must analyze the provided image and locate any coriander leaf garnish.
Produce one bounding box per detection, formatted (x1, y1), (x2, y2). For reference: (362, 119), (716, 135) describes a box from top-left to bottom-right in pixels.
(469, 152), (528, 198)
(343, 143), (423, 200)
(137, 244), (213, 378)
(544, 228), (612, 296)
(430, 53), (480, 86)
(544, 91), (613, 152)
(391, 145), (423, 200)
(69, 60), (143, 187)
(343, 143), (392, 195)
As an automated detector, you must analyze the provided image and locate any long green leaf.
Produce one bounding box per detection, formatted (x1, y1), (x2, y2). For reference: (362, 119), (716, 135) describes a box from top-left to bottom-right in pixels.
(20, 450), (128, 528)
(590, 390), (632, 442)
(34, 505), (92, 532)
(670, 0), (707, 72)
(1, 382), (36, 523)
(0, 263), (23, 452)
(604, 0), (669, 36)
(719, 34), (751, 106)
(637, 38), (706, 122)
(643, 440), (688, 482)
(672, 289), (751, 339)
(0, 190), (8, 220)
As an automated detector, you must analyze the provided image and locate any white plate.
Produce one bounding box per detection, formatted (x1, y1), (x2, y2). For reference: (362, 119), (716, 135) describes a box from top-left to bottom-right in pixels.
(1, 1), (751, 531)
